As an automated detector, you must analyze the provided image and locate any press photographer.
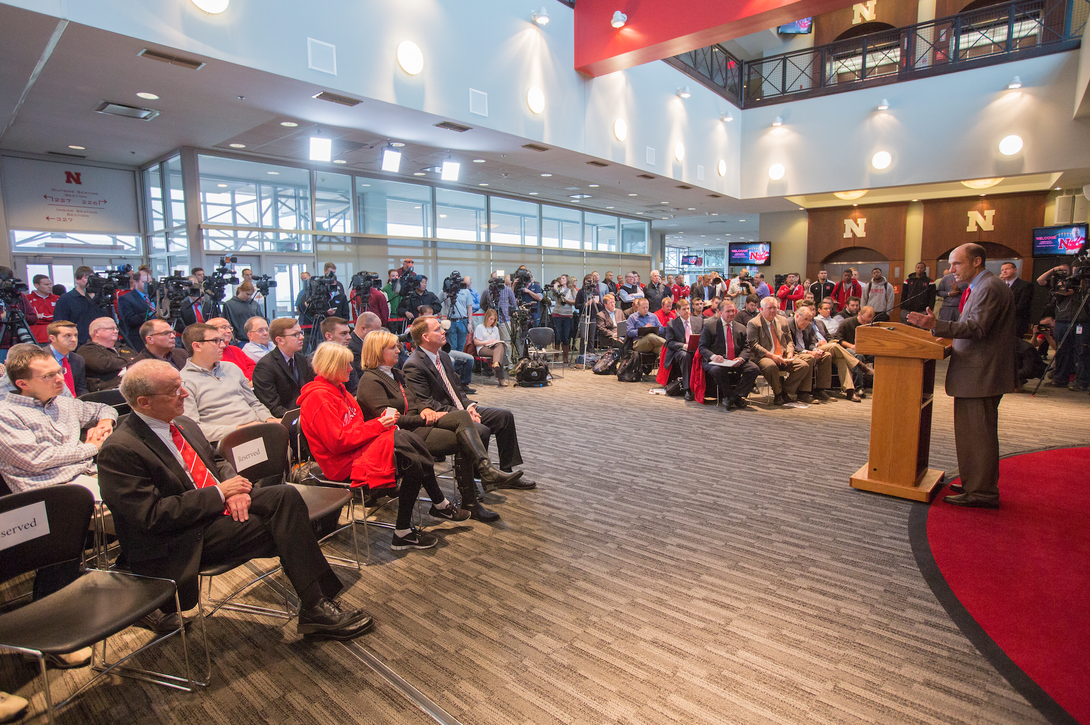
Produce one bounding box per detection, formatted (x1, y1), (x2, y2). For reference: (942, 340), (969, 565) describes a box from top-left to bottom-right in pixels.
(297, 262), (348, 350)
(118, 267), (155, 353)
(149, 273), (202, 331)
(0, 267), (36, 358)
(349, 271), (389, 324)
(480, 272), (517, 365)
(513, 267), (544, 325)
(1036, 253), (1090, 390)
(53, 266), (101, 345)
(441, 270), (474, 355)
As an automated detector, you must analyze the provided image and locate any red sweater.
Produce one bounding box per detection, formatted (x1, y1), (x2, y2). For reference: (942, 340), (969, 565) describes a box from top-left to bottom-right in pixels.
(776, 284), (804, 312)
(222, 344), (255, 380)
(298, 376), (395, 490)
(831, 280), (863, 311)
(25, 292), (57, 343)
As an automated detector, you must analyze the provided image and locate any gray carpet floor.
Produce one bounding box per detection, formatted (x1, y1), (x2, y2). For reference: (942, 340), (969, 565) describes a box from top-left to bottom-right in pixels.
(3, 362), (1088, 724)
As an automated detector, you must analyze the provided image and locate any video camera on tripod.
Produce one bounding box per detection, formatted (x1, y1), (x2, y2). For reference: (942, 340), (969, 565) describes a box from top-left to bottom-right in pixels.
(442, 270), (465, 299)
(0, 274), (36, 346)
(86, 264), (132, 310)
(512, 267), (532, 295)
(148, 273), (200, 326)
(202, 256), (239, 311)
(251, 274), (277, 297)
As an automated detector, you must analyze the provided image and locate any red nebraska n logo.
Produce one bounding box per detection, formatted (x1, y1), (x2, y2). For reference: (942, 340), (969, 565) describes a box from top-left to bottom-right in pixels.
(65, 172), (81, 185)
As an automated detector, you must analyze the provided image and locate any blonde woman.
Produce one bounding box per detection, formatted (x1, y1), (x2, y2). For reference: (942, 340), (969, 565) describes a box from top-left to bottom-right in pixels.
(473, 308), (509, 387)
(298, 342), (468, 552)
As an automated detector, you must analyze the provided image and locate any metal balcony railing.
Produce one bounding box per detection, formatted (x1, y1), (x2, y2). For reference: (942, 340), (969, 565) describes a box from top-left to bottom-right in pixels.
(666, 0), (1086, 108)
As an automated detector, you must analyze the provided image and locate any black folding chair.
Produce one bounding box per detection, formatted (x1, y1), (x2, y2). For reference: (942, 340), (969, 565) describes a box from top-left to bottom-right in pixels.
(77, 388), (131, 416)
(526, 326), (564, 377)
(0, 485), (204, 723)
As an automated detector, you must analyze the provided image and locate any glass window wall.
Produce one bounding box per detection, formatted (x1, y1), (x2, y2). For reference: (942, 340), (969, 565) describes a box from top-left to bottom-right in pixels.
(356, 177), (432, 238)
(315, 172), (353, 233)
(198, 155), (311, 230)
(621, 220), (650, 254)
(491, 197), (539, 246)
(542, 205), (581, 249)
(584, 212), (618, 252)
(436, 188), (486, 242)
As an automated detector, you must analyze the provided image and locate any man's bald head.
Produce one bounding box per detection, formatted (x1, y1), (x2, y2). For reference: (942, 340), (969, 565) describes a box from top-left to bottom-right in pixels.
(355, 312), (382, 337)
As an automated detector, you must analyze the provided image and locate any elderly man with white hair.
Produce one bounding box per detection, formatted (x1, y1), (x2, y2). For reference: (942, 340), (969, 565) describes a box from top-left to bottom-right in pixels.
(746, 296), (812, 406)
(76, 316), (135, 392)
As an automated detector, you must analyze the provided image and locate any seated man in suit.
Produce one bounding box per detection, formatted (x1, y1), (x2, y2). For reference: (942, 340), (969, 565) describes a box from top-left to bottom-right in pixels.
(625, 297), (665, 356)
(403, 316), (536, 488)
(252, 318), (315, 418)
(206, 317), (256, 381)
(698, 300), (761, 410)
(180, 323), (279, 444)
(133, 319), (189, 371)
(46, 320), (88, 397)
(786, 306), (834, 402)
(595, 294), (625, 348)
(832, 304), (877, 396)
(98, 359), (372, 639)
(118, 268), (155, 353)
(746, 296), (812, 406)
(663, 298), (698, 399)
(77, 317), (135, 392)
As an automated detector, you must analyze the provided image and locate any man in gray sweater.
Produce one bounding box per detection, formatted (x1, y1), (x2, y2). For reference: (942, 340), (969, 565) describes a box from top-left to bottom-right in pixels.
(179, 322), (278, 444)
(861, 268), (896, 322)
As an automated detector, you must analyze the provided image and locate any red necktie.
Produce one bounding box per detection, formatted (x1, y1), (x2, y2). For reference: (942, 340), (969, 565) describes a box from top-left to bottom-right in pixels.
(959, 287), (970, 314)
(725, 321), (734, 358)
(170, 423), (218, 491)
(60, 357), (75, 396)
(195, 306), (203, 323)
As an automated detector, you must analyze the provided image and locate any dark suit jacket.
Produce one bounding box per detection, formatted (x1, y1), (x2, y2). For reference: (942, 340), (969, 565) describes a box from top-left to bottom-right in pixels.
(46, 348), (89, 397)
(346, 331), (365, 394)
(252, 349), (315, 417)
(664, 315), (696, 370)
(76, 342), (135, 392)
(786, 318), (821, 352)
(97, 414), (235, 610)
(1008, 277), (1033, 334)
(699, 316), (751, 363)
(402, 348), (471, 414)
(933, 270), (1018, 398)
(356, 368), (428, 426)
(596, 308), (625, 342)
(176, 296), (211, 332)
(118, 291), (154, 353)
(134, 346), (189, 371)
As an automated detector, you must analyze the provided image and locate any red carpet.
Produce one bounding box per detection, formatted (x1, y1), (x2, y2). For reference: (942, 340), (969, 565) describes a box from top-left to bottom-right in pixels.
(924, 447), (1090, 724)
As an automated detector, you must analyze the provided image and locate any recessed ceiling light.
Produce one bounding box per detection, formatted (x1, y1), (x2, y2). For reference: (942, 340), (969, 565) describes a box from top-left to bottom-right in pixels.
(267, 171), (279, 175)
(479, 183), (489, 186)
(961, 178), (1003, 189)
(628, 193), (637, 197)
(711, 213), (718, 216)
(333, 159), (347, 164)
(280, 121), (298, 127)
(360, 184), (370, 187)
(636, 212), (644, 214)
(570, 194), (592, 199)
(217, 183), (227, 188)
(687, 207), (695, 210)
(413, 172), (426, 176)
(473, 159), (486, 163)
(136, 92), (159, 100)
(397, 41), (424, 75)
(538, 173), (552, 177)
(68, 145), (85, 150)
(589, 184), (599, 188)
(192, 0), (229, 13)
(390, 142), (406, 148)
(739, 219), (745, 222)
(834, 190), (867, 200)
(529, 192), (539, 195)
(660, 201), (669, 204)
(229, 143), (246, 148)
(606, 206), (614, 209)
(853, 203), (858, 207)
(911, 198), (918, 202)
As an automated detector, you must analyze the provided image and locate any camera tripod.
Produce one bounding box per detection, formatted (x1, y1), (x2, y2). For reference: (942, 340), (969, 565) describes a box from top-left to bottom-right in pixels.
(0, 301), (37, 347)
(1032, 284), (1090, 396)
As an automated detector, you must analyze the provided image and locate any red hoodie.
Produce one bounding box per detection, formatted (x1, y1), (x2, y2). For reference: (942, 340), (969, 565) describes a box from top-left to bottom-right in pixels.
(297, 375), (395, 490)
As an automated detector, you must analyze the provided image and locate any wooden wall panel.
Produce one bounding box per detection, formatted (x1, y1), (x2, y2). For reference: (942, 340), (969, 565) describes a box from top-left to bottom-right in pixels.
(814, 0), (919, 45)
(920, 192), (1047, 279)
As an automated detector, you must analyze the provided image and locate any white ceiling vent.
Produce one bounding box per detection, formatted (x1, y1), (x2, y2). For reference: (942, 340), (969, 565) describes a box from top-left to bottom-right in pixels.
(94, 101), (160, 121)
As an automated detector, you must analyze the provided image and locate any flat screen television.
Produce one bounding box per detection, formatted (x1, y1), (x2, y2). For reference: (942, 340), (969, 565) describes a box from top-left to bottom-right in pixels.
(728, 242), (771, 266)
(680, 254), (703, 266)
(778, 18), (812, 34)
(1032, 224), (1087, 256)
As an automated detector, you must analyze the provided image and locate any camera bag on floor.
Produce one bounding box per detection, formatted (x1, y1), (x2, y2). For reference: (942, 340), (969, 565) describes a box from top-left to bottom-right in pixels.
(616, 350), (643, 382)
(512, 358), (550, 386)
(592, 349), (618, 375)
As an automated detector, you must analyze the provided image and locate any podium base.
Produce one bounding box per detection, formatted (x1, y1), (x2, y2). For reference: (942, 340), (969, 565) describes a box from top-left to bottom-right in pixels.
(850, 465), (945, 503)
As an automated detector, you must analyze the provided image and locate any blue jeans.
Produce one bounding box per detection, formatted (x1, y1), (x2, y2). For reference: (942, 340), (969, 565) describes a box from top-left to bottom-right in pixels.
(448, 318), (468, 356)
(449, 349), (474, 385)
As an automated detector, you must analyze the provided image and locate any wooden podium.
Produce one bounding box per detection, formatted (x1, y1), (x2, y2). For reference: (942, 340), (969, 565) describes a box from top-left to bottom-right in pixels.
(849, 323), (952, 502)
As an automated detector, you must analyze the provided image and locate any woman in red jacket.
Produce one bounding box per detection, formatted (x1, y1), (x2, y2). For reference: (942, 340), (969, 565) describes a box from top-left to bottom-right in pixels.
(299, 342), (468, 552)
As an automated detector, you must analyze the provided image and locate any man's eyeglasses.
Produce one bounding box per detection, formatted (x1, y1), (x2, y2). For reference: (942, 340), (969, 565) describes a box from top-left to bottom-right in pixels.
(33, 370), (64, 381)
(149, 330), (176, 337)
(147, 386), (186, 397)
(284, 332), (305, 338)
(197, 338), (227, 345)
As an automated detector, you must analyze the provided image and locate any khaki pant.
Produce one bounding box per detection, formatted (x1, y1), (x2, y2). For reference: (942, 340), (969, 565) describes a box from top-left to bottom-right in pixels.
(633, 334), (665, 355)
(817, 342), (859, 391)
(756, 356), (810, 395)
(798, 351), (832, 390)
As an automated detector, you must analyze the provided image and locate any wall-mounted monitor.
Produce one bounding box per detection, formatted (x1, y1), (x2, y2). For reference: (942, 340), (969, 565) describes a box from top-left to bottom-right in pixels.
(778, 18), (812, 34)
(1032, 224), (1087, 256)
(728, 242), (771, 266)
(681, 254), (703, 266)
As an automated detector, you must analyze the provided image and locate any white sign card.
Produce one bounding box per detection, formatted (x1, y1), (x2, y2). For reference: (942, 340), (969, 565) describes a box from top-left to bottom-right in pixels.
(0, 501), (51, 552)
(232, 438), (269, 472)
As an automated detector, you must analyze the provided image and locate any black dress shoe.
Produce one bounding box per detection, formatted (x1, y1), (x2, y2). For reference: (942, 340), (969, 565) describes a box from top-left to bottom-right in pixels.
(948, 484), (965, 494)
(297, 598), (374, 640)
(479, 464), (524, 490)
(796, 393), (813, 404)
(943, 492), (1000, 509)
(462, 386), (477, 395)
(814, 389), (832, 402)
(465, 501), (501, 522)
(772, 394), (787, 406)
(496, 471), (537, 489)
(138, 611), (191, 636)
(683, 391), (695, 401)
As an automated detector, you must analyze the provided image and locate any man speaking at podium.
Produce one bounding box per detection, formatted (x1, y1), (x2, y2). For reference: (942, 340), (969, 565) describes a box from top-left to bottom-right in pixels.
(906, 243), (1017, 509)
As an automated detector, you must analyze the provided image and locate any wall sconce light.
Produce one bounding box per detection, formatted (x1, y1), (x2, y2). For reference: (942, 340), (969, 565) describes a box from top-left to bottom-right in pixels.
(192, 0), (229, 12)
(720, 112), (733, 123)
(530, 6), (550, 25)
(877, 99), (889, 111)
(871, 151), (892, 170)
(768, 163), (785, 181)
(772, 116), (782, 127)
(676, 86), (691, 99)
(998, 135), (1023, 156)
(611, 10), (627, 28)
(1008, 76), (1022, 89)
(613, 118), (627, 141)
